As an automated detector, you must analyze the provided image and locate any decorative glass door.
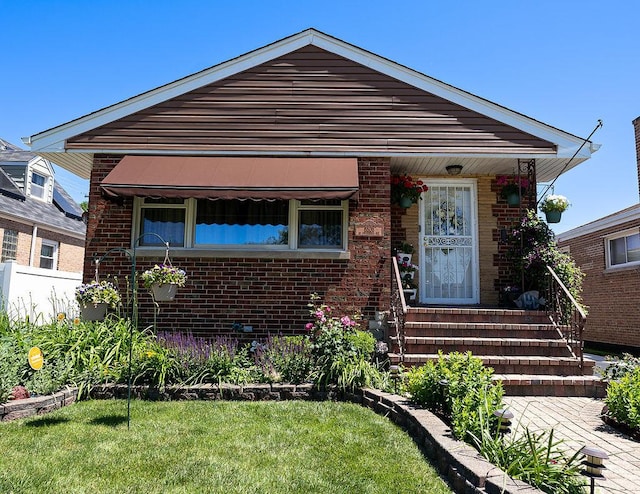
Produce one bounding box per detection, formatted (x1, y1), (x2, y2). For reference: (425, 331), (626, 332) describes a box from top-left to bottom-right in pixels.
(420, 180), (479, 304)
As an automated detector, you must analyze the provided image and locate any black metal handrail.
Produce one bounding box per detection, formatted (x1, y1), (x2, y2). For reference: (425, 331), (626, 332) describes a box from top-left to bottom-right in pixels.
(543, 265), (586, 369)
(390, 256), (407, 362)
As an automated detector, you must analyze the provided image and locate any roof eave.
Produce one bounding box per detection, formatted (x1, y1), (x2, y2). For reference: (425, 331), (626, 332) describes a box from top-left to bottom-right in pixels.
(27, 28), (598, 176)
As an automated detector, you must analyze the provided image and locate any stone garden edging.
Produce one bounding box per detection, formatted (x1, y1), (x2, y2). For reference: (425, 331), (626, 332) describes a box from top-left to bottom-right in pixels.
(0, 387), (78, 422)
(3, 383), (543, 494)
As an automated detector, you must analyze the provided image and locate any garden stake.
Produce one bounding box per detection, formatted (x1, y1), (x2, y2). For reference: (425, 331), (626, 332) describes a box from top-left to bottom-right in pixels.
(94, 232), (170, 429)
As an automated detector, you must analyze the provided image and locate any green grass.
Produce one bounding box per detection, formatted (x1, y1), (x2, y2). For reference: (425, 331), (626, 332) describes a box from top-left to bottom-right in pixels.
(0, 400), (451, 494)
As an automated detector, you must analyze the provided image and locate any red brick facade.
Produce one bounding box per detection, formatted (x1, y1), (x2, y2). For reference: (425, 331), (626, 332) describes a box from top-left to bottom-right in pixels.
(558, 215), (640, 350)
(84, 155), (391, 338)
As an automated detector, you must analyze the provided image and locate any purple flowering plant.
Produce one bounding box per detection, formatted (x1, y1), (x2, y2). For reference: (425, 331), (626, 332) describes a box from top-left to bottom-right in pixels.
(75, 280), (121, 308)
(140, 263), (187, 289)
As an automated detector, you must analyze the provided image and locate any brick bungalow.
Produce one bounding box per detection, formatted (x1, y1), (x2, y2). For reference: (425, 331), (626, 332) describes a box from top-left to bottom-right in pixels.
(25, 29), (598, 339)
(557, 116), (640, 352)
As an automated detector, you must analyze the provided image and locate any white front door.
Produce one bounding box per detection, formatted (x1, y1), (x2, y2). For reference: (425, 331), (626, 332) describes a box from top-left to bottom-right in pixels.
(420, 180), (479, 304)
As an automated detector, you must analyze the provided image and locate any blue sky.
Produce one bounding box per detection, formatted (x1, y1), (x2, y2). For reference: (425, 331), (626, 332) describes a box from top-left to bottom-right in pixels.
(1, 0), (638, 233)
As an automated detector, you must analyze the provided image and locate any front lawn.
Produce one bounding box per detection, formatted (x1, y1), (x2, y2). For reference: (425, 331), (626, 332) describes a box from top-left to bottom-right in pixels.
(0, 400), (451, 494)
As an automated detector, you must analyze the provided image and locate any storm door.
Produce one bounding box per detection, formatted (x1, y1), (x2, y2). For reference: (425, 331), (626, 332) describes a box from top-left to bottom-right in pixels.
(420, 180), (479, 304)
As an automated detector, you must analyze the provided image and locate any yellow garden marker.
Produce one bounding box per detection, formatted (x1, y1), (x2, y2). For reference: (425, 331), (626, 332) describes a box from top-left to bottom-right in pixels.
(28, 347), (44, 370)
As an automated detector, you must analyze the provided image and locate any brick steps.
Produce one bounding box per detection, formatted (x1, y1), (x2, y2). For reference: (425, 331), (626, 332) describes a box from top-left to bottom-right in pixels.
(404, 321), (561, 339)
(397, 336), (571, 357)
(493, 374), (606, 398)
(390, 306), (596, 396)
(389, 354), (594, 376)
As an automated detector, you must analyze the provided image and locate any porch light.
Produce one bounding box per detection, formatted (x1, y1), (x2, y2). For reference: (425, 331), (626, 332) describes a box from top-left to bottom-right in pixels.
(493, 409), (514, 434)
(581, 446), (608, 494)
(446, 164), (463, 176)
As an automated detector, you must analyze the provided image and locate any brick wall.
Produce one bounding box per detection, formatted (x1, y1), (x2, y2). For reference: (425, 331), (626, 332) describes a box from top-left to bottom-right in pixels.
(492, 177), (536, 294)
(0, 220), (84, 272)
(559, 218), (640, 349)
(85, 155), (391, 338)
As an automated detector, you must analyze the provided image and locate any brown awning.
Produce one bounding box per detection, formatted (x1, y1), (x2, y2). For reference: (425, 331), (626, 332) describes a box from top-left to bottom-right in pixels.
(100, 156), (359, 200)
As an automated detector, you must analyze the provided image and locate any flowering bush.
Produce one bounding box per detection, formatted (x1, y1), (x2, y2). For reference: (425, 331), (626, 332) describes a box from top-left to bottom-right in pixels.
(497, 175), (530, 199)
(505, 210), (584, 304)
(390, 174), (427, 205)
(140, 264), (187, 289)
(305, 294), (383, 390)
(75, 280), (121, 308)
(539, 194), (569, 213)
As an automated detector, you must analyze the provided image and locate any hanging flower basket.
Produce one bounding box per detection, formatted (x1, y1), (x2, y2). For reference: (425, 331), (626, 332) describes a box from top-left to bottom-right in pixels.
(141, 264), (187, 302)
(544, 211), (562, 223)
(150, 283), (179, 302)
(506, 193), (521, 206)
(80, 303), (109, 321)
(497, 175), (529, 206)
(539, 194), (569, 224)
(391, 174), (428, 207)
(75, 280), (121, 321)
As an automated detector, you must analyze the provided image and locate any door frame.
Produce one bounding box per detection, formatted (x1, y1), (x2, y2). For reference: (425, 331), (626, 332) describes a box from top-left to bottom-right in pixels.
(418, 178), (480, 305)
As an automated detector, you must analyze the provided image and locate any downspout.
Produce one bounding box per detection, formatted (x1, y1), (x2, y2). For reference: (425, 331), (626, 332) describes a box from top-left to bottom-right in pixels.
(29, 224), (38, 267)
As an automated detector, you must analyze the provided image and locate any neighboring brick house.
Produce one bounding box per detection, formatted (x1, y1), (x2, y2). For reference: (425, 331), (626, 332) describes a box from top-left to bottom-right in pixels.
(26, 29), (598, 338)
(557, 116), (640, 351)
(0, 138), (85, 272)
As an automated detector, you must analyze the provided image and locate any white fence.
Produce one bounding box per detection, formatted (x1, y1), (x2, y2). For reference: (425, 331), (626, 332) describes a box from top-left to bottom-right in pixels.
(0, 261), (82, 321)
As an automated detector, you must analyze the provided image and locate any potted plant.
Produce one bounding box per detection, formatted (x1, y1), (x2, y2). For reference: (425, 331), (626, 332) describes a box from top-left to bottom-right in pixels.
(402, 277), (417, 302)
(75, 280), (121, 320)
(399, 260), (417, 280)
(539, 194), (569, 223)
(391, 174), (428, 208)
(396, 242), (415, 264)
(497, 175), (530, 206)
(140, 264), (187, 301)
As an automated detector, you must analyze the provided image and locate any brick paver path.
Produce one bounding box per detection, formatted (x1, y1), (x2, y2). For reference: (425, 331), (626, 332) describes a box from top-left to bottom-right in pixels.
(505, 397), (640, 494)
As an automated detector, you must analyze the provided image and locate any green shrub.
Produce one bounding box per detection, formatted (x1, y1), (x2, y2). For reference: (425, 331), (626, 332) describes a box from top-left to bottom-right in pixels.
(601, 353), (640, 381)
(605, 366), (640, 430)
(404, 351), (503, 440)
(506, 210), (585, 307)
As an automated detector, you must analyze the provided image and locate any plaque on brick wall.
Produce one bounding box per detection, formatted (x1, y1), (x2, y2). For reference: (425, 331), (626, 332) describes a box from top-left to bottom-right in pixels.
(355, 218), (384, 237)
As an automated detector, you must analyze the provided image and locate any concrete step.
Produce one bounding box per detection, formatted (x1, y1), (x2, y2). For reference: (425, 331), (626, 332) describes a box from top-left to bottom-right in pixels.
(403, 321), (562, 339)
(395, 336), (573, 357)
(494, 374), (606, 398)
(388, 353), (595, 376)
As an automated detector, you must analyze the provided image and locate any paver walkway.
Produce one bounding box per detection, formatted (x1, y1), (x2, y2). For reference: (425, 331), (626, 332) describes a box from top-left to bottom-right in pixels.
(504, 397), (640, 494)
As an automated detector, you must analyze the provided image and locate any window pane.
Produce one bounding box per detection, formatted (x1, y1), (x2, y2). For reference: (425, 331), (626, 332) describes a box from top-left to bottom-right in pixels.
(1, 229), (18, 262)
(40, 243), (55, 270)
(140, 208), (185, 246)
(195, 199), (288, 245)
(298, 210), (342, 248)
(626, 233), (640, 262)
(31, 173), (46, 199)
(610, 237), (627, 265)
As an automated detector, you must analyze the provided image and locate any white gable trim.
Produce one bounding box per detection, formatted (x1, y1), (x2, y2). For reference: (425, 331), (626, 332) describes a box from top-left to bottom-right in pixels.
(27, 29), (595, 160)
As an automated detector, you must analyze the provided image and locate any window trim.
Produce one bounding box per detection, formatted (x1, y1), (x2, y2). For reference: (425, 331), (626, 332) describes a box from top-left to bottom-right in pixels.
(132, 197), (349, 253)
(29, 171), (49, 201)
(39, 239), (58, 270)
(605, 227), (640, 269)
